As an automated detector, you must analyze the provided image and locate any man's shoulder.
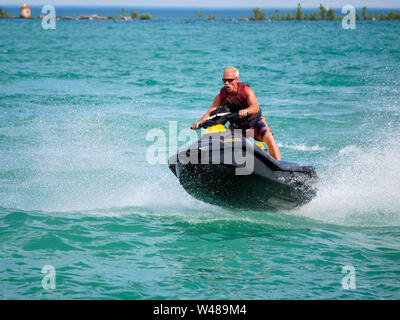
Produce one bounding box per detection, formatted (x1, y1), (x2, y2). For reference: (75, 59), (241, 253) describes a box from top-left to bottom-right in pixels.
(243, 85), (254, 96)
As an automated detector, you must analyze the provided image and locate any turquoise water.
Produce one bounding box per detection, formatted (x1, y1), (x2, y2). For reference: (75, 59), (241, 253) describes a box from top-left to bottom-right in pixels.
(1, 13), (400, 299)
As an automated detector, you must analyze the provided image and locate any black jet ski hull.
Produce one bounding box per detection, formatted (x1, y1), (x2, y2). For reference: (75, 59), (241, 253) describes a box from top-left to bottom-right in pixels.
(168, 130), (318, 210)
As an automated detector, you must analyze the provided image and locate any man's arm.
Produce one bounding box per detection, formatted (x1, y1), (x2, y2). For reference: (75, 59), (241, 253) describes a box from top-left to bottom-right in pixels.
(191, 94), (220, 129)
(239, 87), (260, 118)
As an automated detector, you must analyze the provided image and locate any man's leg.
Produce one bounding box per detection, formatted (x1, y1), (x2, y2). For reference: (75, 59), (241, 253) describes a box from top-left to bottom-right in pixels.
(253, 116), (281, 161)
(263, 131), (281, 161)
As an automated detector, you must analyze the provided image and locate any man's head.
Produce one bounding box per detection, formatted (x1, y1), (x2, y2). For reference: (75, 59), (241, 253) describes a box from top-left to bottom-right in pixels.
(222, 67), (239, 93)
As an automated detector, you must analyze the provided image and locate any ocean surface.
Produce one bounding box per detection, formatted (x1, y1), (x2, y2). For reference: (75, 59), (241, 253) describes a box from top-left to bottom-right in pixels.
(0, 7), (400, 300)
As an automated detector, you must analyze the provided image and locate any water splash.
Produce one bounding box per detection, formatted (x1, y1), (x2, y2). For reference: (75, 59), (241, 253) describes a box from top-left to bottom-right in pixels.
(278, 142), (326, 152)
(292, 130), (400, 226)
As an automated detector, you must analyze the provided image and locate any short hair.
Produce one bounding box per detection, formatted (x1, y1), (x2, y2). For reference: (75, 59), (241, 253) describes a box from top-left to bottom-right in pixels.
(224, 66), (239, 78)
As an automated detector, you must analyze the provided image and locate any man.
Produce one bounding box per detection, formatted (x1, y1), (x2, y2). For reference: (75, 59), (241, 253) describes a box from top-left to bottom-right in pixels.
(191, 67), (281, 161)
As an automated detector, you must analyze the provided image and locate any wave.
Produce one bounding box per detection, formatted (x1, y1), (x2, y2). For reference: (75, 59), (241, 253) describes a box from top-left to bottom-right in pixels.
(278, 142), (326, 151)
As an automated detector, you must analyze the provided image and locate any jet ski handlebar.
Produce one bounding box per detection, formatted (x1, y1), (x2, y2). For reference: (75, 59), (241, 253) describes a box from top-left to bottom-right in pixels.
(197, 106), (238, 129)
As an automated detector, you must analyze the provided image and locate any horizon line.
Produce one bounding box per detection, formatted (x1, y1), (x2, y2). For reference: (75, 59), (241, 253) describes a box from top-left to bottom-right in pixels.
(2, 4), (400, 9)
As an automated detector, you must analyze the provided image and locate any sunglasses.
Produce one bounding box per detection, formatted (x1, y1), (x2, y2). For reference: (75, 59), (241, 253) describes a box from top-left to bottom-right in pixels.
(222, 78), (237, 83)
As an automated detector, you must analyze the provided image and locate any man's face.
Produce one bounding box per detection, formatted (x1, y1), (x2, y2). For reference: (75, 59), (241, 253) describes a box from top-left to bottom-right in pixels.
(222, 70), (238, 93)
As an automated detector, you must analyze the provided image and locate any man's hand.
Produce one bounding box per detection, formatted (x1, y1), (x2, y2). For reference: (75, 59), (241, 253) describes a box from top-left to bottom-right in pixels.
(191, 121), (200, 130)
(239, 109), (249, 118)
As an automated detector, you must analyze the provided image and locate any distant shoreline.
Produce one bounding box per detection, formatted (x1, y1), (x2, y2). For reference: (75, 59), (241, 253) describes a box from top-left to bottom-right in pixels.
(1, 5), (400, 21)
(1, 5), (400, 9)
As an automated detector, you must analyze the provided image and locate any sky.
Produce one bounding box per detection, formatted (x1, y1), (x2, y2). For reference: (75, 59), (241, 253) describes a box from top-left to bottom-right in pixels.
(1, 0), (399, 8)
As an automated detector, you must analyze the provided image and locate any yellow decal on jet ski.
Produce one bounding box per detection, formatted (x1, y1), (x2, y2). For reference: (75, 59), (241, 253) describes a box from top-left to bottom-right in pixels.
(256, 142), (266, 151)
(202, 124), (226, 135)
(221, 138), (242, 143)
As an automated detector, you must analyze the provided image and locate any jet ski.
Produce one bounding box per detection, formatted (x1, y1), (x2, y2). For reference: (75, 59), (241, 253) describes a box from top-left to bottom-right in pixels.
(168, 106), (318, 210)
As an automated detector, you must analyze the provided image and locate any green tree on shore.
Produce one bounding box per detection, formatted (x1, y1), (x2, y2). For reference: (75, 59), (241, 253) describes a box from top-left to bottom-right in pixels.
(308, 11), (318, 20)
(139, 14), (153, 20)
(319, 4), (326, 20)
(194, 11), (204, 20)
(252, 8), (267, 20)
(295, 3), (303, 20)
(130, 9), (138, 19)
(326, 8), (336, 20)
(251, 5), (400, 22)
(271, 9), (280, 20)
(129, 8), (153, 20)
(386, 11), (400, 19)
(0, 6), (10, 18)
(283, 12), (295, 20)
(361, 6), (367, 19)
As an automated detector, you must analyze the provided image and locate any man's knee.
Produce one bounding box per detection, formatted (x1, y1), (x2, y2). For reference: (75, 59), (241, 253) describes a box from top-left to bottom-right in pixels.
(263, 131), (274, 142)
